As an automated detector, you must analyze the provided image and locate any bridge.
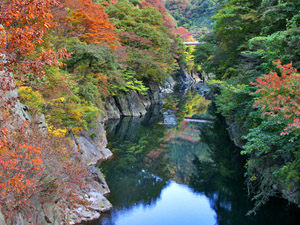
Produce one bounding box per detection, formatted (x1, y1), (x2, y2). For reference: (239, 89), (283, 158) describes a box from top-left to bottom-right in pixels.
(183, 41), (204, 45)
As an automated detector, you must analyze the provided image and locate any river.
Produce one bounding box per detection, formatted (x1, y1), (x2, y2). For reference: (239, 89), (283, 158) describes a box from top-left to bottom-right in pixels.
(88, 87), (300, 225)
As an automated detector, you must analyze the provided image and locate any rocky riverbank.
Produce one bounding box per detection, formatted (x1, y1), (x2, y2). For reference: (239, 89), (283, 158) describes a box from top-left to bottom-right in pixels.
(67, 75), (176, 224)
(0, 73), (177, 224)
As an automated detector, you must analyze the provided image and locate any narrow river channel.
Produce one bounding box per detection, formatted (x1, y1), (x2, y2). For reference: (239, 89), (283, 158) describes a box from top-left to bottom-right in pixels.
(89, 87), (300, 225)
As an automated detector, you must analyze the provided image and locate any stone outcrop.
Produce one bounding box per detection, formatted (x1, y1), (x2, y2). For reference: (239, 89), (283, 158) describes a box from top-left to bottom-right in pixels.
(226, 120), (245, 149)
(178, 64), (196, 84)
(103, 75), (176, 119)
(9, 197), (62, 225)
(66, 116), (113, 224)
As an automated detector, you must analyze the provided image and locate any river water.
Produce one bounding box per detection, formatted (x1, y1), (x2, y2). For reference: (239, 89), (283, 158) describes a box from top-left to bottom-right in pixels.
(90, 87), (300, 225)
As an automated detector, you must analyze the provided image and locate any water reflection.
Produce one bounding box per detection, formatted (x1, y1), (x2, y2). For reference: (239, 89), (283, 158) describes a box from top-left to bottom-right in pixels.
(87, 89), (300, 225)
(102, 182), (216, 225)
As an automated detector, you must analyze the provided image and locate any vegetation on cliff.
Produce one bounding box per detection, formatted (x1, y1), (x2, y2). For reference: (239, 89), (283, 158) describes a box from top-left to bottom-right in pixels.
(0, 0), (185, 222)
(192, 0), (300, 212)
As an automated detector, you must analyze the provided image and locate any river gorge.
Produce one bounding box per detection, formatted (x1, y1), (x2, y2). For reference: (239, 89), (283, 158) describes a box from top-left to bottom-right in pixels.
(86, 86), (300, 225)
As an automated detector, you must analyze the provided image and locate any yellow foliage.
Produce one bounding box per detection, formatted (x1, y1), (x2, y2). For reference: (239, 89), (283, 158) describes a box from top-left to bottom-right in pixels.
(48, 125), (68, 137)
(18, 86), (45, 113)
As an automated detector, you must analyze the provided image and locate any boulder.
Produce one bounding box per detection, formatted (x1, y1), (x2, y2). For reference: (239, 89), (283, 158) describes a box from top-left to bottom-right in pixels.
(163, 110), (177, 128)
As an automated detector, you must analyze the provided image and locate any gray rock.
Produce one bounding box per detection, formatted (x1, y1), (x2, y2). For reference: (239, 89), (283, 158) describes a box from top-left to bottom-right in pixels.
(76, 136), (103, 166)
(28, 196), (50, 225)
(104, 98), (121, 119)
(68, 207), (101, 225)
(81, 118), (108, 151)
(67, 181), (112, 225)
(163, 110), (177, 128)
(161, 75), (176, 95)
(100, 148), (113, 162)
(138, 91), (152, 109)
(43, 203), (62, 225)
(13, 212), (28, 225)
(148, 82), (164, 104)
(179, 65), (195, 84)
(75, 118), (113, 166)
(226, 119), (245, 149)
(194, 83), (210, 95)
(87, 190), (112, 212)
(126, 91), (147, 117)
(0, 210), (7, 225)
(32, 114), (48, 132)
(114, 92), (147, 117)
(114, 95), (131, 116)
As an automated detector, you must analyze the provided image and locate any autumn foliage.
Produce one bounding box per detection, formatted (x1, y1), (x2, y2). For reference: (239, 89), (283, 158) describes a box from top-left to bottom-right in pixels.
(0, 118), (89, 221)
(0, 0), (89, 221)
(0, 0), (69, 79)
(57, 0), (118, 48)
(0, 123), (44, 212)
(0, 0), (56, 56)
(251, 60), (300, 135)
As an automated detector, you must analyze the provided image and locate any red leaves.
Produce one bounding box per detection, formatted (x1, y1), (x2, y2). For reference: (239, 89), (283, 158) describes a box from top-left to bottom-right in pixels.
(251, 60), (300, 135)
(0, 119), (89, 221)
(0, 125), (44, 204)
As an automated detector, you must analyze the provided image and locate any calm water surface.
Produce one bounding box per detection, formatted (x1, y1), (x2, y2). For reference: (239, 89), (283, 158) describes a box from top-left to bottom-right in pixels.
(89, 88), (300, 225)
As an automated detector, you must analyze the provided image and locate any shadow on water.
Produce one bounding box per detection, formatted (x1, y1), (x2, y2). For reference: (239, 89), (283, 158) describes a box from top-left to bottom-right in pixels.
(85, 88), (300, 225)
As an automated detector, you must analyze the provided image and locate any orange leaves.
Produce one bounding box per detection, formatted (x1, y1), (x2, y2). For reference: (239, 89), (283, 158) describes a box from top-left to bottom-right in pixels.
(59, 0), (118, 48)
(0, 0), (70, 83)
(0, 126), (44, 204)
(0, 0), (57, 55)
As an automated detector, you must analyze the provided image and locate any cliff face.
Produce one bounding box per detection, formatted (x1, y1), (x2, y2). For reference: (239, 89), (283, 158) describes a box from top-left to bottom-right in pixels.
(103, 76), (176, 119)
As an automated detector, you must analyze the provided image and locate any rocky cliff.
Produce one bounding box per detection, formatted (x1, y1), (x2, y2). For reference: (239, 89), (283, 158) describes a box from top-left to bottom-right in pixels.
(0, 72), (176, 224)
(67, 75), (176, 224)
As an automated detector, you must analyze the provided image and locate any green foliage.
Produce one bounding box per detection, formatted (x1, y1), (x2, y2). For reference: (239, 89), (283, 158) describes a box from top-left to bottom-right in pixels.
(106, 0), (176, 82)
(242, 117), (300, 213)
(165, 0), (219, 32)
(114, 69), (149, 95)
(201, 0), (300, 212)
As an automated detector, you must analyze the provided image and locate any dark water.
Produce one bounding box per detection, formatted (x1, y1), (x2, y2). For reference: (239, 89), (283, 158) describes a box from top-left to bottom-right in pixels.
(90, 89), (300, 225)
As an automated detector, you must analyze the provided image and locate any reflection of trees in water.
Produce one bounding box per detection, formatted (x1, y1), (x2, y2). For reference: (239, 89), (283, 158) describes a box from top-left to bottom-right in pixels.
(102, 113), (171, 210)
(166, 139), (211, 184)
(189, 108), (300, 225)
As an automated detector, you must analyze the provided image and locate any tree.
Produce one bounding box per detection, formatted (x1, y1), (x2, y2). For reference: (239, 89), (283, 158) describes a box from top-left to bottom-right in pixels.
(0, 0), (69, 79)
(251, 60), (300, 135)
(56, 0), (118, 48)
